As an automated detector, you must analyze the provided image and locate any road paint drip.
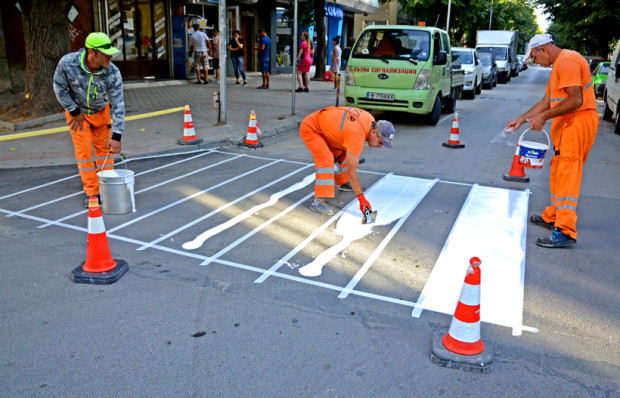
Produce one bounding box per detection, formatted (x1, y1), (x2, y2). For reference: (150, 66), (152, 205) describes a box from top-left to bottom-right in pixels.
(299, 175), (435, 277)
(182, 173), (315, 250)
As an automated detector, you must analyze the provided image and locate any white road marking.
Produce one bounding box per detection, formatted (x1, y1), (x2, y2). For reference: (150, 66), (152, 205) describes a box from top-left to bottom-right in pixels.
(412, 184), (530, 335)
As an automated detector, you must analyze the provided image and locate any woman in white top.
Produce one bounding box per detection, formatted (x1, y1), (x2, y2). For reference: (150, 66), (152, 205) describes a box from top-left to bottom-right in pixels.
(330, 36), (342, 91)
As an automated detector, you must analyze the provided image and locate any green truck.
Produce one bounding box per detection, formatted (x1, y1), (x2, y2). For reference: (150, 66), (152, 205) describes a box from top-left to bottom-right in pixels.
(343, 25), (464, 125)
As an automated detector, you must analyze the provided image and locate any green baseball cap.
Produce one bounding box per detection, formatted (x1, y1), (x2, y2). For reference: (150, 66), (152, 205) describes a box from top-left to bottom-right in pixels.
(84, 32), (119, 55)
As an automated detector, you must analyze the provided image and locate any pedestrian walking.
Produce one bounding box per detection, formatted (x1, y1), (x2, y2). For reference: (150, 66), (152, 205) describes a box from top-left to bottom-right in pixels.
(296, 31), (312, 92)
(255, 28), (271, 89)
(299, 106), (394, 216)
(189, 24), (209, 84)
(228, 29), (247, 86)
(211, 27), (221, 82)
(330, 36), (342, 91)
(53, 32), (125, 208)
(505, 34), (599, 248)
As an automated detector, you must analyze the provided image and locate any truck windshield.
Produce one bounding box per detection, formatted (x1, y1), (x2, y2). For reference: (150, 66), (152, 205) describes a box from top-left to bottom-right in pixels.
(452, 50), (473, 64)
(477, 47), (507, 61)
(352, 29), (431, 61)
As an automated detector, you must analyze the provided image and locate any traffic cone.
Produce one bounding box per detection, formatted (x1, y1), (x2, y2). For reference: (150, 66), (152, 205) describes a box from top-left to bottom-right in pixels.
(238, 110), (264, 148)
(256, 120), (262, 136)
(442, 113), (465, 148)
(177, 105), (203, 145)
(503, 145), (530, 182)
(430, 257), (493, 372)
(70, 196), (128, 285)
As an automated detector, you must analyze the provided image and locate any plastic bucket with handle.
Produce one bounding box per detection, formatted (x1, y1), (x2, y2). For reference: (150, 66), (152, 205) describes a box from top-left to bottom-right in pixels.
(517, 129), (550, 169)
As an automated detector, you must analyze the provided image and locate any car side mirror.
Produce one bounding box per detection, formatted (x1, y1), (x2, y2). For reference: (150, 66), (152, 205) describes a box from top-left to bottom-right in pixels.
(435, 51), (447, 65)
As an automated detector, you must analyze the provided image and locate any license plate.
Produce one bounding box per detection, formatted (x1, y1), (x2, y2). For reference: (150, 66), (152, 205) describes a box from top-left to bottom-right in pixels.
(366, 92), (394, 101)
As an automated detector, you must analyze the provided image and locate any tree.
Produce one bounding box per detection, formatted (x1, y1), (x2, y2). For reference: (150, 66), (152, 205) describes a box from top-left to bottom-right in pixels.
(312, 0), (327, 79)
(1, 0), (72, 120)
(534, 0), (619, 56)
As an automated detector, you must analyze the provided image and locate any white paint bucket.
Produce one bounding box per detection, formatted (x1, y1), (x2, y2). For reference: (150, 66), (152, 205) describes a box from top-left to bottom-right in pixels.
(97, 169), (136, 214)
(517, 129), (550, 169)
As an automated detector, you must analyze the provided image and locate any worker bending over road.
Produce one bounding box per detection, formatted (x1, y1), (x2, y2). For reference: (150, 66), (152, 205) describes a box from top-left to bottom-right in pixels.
(300, 106), (394, 216)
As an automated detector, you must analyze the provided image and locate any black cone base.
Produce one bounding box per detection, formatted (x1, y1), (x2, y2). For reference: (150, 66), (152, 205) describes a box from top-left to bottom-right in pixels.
(70, 259), (128, 285)
(430, 332), (493, 373)
(503, 173), (530, 182)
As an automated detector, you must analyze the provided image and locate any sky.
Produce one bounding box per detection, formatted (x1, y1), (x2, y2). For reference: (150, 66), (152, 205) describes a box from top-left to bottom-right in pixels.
(535, 7), (550, 32)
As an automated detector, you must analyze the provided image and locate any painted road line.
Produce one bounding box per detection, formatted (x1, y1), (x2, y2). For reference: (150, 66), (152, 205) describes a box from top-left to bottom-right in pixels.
(0, 107), (185, 142)
(184, 173), (315, 250)
(338, 177), (438, 298)
(35, 150), (217, 228)
(0, 174), (80, 201)
(138, 164), (311, 250)
(111, 159), (280, 236)
(412, 184), (530, 336)
(200, 192), (314, 267)
(255, 176), (388, 283)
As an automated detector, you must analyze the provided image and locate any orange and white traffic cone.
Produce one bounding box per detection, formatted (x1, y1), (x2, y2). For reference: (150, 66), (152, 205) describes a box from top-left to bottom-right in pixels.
(238, 110), (264, 148)
(177, 105), (203, 145)
(256, 120), (262, 136)
(503, 144), (530, 182)
(442, 113), (465, 148)
(430, 257), (493, 372)
(70, 196), (128, 284)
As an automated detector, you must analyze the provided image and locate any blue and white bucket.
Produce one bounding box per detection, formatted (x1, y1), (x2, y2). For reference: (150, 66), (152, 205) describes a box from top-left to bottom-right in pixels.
(517, 129), (550, 169)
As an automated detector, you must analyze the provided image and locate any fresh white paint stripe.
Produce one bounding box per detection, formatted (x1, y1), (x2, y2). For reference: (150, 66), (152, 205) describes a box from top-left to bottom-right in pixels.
(338, 177), (438, 298)
(200, 192), (314, 266)
(253, 176), (387, 284)
(412, 184), (530, 336)
(184, 173), (315, 250)
(37, 152), (233, 229)
(138, 164), (311, 250)
(110, 160), (280, 236)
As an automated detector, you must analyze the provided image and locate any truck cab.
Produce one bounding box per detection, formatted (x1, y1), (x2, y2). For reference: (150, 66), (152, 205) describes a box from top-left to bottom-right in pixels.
(344, 25), (463, 125)
(476, 30), (519, 84)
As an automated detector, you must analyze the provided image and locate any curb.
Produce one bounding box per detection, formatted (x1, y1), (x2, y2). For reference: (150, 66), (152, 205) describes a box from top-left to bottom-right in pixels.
(0, 112), (66, 131)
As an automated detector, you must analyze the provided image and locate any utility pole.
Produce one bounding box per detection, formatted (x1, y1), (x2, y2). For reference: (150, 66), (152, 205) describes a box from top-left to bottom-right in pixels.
(489, 0), (493, 30)
(446, 0), (452, 32)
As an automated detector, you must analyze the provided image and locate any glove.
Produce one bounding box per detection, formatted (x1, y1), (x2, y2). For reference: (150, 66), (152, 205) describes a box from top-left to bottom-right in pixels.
(358, 194), (371, 215)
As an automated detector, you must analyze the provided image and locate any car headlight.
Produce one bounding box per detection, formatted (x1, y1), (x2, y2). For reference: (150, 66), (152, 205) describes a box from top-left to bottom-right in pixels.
(498, 67), (506, 72)
(414, 70), (431, 90)
(465, 70), (473, 76)
(345, 67), (355, 86)
(483, 71), (490, 77)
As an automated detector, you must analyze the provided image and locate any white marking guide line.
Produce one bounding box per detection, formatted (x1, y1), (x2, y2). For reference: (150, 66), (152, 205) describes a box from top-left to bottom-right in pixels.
(183, 173), (315, 250)
(137, 163), (312, 250)
(412, 184), (532, 336)
(338, 177), (438, 298)
(11, 150), (215, 222)
(110, 159), (280, 236)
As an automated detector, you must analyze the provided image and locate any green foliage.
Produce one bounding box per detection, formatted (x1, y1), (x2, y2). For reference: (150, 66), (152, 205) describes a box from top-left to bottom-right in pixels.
(534, 0), (619, 56)
(281, 1), (315, 27)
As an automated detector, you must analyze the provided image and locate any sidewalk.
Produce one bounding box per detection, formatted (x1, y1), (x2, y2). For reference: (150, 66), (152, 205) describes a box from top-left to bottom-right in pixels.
(0, 71), (343, 169)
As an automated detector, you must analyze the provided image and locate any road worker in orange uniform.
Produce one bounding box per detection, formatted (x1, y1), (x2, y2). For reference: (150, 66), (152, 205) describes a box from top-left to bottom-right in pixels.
(53, 32), (125, 208)
(300, 106), (394, 216)
(505, 34), (598, 248)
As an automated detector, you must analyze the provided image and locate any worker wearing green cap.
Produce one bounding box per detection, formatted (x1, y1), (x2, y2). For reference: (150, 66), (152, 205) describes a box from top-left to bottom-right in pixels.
(53, 32), (126, 208)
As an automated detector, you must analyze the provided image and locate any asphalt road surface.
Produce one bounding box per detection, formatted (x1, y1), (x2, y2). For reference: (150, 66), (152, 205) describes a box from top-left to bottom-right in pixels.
(1, 66), (619, 397)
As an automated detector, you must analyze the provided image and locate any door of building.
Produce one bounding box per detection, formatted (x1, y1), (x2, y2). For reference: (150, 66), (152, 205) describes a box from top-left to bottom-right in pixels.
(100, 0), (170, 80)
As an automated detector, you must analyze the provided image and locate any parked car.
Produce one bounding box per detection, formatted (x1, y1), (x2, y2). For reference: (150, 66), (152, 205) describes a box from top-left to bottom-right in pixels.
(479, 52), (498, 89)
(592, 61), (610, 98)
(452, 47), (483, 98)
(517, 54), (528, 70)
(603, 41), (620, 135)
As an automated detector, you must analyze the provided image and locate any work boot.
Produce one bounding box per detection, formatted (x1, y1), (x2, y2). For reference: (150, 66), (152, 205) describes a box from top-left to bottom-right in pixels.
(530, 215), (554, 230)
(309, 198), (333, 216)
(84, 195), (102, 208)
(338, 182), (366, 192)
(536, 229), (576, 248)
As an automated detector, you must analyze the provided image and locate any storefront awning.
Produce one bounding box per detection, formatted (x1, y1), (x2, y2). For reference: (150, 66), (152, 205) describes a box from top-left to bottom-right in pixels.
(334, 0), (379, 14)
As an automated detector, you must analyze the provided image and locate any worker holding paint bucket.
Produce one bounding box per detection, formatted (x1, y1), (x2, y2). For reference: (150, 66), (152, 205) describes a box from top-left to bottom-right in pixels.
(53, 32), (125, 208)
(299, 106), (394, 220)
(504, 34), (598, 248)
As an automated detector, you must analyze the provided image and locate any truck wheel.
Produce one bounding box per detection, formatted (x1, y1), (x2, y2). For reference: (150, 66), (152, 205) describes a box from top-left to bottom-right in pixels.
(475, 79), (482, 94)
(426, 96), (441, 126)
(603, 93), (613, 121)
(615, 116), (620, 135)
(444, 88), (457, 114)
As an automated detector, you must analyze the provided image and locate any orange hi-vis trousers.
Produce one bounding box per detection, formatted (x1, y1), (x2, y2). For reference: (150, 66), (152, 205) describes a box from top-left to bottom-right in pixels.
(299, 120), (349, 198)
(65, 104), (114, 197)
(542, 111), (598, 239)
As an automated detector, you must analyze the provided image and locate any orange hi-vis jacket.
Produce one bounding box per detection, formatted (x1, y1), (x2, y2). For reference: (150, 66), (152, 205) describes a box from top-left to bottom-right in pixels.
(541, 50), (599, 239)
(300, 106), (375, 198)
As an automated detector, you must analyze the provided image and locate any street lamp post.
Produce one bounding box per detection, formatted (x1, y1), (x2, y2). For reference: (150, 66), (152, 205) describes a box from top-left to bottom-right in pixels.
(489, 0), (493, 30)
